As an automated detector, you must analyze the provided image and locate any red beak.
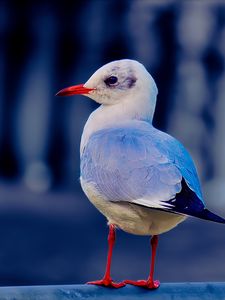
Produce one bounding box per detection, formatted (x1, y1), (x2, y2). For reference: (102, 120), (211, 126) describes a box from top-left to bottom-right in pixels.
(56, 84), (95, 96)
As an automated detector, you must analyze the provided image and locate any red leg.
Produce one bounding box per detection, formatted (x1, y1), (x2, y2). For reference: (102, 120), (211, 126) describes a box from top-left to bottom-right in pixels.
(124, 235), (160, 289)
(87, 224), (125, 288)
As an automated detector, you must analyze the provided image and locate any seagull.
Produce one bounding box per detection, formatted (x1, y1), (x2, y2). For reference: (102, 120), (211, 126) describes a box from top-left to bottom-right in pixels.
(56, 59), (225, 289)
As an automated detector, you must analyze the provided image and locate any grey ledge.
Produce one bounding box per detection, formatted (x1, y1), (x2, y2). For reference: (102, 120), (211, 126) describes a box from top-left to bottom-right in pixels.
(0, 282), (225, 300)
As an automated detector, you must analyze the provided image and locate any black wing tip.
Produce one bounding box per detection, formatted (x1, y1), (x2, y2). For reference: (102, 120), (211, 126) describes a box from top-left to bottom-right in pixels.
(168, 179), (225, 224)
(197, 209), (225, 224)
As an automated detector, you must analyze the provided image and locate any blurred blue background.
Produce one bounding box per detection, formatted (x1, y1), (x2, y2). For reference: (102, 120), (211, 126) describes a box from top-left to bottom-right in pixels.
(0, 0), (225, 286)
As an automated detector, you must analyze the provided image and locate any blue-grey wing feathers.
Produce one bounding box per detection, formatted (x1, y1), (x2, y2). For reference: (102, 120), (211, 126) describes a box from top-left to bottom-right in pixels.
(81, 122), (225, 224)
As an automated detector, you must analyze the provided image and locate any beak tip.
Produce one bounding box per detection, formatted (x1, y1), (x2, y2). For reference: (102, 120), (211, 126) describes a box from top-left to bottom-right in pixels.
(55, 89), (70, 97)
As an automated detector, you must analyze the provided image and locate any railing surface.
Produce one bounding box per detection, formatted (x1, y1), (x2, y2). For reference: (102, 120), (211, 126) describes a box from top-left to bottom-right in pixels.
(0, 283), (224, 300)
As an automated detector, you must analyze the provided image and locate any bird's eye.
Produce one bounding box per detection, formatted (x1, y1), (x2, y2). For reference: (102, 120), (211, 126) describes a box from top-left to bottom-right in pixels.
(104, 76), (118, 86)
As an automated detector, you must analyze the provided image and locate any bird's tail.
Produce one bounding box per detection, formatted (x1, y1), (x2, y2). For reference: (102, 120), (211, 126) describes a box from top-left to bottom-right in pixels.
(195, 209), (225, 224)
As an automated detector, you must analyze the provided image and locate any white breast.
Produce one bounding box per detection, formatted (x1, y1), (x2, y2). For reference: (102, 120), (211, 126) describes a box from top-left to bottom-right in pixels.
(80, 91), (154, 155)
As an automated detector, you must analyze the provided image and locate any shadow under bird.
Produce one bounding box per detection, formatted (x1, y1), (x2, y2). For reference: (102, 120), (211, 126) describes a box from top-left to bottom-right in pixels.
(56, 59), (225, 289)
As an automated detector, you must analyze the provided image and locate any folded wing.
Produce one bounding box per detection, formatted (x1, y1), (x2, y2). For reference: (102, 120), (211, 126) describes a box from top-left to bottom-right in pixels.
(81, 123), (206, 218)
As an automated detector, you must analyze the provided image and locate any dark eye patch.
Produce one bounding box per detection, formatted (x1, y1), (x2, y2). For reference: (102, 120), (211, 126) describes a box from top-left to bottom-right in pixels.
(104, 76), (118, 86)
(125, 76), (137, 88)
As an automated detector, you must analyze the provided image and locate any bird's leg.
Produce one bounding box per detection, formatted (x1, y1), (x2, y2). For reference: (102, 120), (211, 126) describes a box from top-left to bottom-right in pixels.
(146, 235), (160, 288)
(124, 235), (160, 289)
(87, 224), (125, 288)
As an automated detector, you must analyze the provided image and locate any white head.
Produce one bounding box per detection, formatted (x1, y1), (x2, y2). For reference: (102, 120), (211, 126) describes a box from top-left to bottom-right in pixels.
(56, 59), (158, 122)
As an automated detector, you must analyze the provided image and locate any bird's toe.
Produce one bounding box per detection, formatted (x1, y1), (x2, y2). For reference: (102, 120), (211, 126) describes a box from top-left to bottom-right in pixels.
(124, 279), (160, 289)
(87, 278), (126, 288)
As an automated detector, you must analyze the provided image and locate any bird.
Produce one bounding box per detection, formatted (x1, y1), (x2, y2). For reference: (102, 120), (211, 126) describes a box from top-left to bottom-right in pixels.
(56, 59), (225, 289)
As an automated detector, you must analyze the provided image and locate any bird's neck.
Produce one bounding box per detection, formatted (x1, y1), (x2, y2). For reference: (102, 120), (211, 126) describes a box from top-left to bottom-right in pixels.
(80, 95), (156, 154)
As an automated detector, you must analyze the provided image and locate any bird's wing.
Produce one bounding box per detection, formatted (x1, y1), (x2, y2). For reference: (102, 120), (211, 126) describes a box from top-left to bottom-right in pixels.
(81, 124), (205, 216)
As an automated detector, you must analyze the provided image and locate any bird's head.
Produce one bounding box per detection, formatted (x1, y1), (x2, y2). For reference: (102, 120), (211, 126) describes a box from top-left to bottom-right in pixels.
(56, 59), (158, 109)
